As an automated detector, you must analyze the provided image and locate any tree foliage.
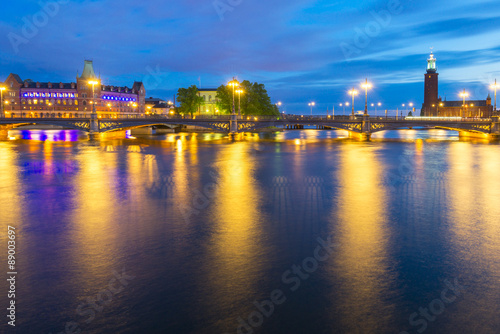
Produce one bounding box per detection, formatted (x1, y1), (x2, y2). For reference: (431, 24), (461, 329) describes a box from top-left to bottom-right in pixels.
(216, 80), (279, 116)
(177, 85), (204, 117)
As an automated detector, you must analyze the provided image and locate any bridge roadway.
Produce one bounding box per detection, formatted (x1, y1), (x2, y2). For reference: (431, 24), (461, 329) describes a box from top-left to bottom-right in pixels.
(0, 115), (499, 140)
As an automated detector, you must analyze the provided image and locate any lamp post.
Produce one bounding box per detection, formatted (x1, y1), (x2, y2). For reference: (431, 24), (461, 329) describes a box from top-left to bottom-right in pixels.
(348, 88), (358, 118)
(0, 87), (5, 118)
(376, 102), (381, 117)
(459, 90), (469, 118)
(490, 79), (499, 112)
(236, 89), (243, 117)
(228, 78), (239, 116)
(308, 102), (315, 116)
(361, 78), (372, 115)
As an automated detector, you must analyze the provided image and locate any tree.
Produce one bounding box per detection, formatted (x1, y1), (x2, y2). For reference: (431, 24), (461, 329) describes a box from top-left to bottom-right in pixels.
(216, 80), (279, 116)
(177, 85), (204, 117)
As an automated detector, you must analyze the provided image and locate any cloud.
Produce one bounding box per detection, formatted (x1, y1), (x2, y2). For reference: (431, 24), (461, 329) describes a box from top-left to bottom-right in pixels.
(1, 0), (499, 112)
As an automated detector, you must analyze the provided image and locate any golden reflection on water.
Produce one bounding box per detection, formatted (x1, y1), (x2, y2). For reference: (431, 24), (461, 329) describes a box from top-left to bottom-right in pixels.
(203, 143), (267, 321)
(330, 143), (394, 332)
(447, 143), (500, 267)
(70, 149), (120, 283)
(446, 143), (500, 329)
(0, 144), (22, 226)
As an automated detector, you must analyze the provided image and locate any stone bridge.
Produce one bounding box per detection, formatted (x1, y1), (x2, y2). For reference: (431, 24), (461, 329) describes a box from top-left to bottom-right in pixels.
(1, 115), (499, 140)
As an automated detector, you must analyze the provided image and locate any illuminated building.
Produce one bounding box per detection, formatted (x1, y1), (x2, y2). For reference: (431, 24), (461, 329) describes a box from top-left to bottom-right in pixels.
(421, 53), (493, 117)
(145, 97), (174, 116)
(198, 88), (218, 114)
(1, 60), (146, 118)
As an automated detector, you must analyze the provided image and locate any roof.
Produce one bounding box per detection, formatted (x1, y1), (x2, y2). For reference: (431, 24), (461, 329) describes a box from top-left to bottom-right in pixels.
(146, 97), (166, 102)
(198, 88), (218, 92)
(80, 60), (96, 79)
(8, 73), (23, 84)
(443, 100), (489, 107)
(132, 81), (144, 92)
(102, 85), (137, 94)
(23, 82), (75, 89)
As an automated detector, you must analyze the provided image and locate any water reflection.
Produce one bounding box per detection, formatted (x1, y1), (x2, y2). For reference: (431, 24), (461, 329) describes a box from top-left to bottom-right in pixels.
(446, 143), (500, 332)
(328, 143), (395, 332)
(200, 143), (271, 330)
(9, 129), (85, 141)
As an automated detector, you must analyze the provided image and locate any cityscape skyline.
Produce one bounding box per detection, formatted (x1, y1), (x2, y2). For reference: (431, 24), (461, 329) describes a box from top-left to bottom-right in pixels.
(1, 0), (500, 113)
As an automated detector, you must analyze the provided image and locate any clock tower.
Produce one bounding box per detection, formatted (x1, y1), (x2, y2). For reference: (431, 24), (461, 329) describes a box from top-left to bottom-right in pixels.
(423, 52), (439, 116)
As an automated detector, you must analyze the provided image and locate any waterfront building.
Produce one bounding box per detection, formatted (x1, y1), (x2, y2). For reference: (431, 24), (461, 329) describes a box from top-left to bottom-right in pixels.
(145, 97), (174, 116)
(421, 53), (493, 117)
(198, 88), (219, 115)
(1, 60), (146, 118)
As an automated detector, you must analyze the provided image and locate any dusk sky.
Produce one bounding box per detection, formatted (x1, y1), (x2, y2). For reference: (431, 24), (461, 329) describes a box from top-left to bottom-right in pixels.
(1, 0), (500, 114)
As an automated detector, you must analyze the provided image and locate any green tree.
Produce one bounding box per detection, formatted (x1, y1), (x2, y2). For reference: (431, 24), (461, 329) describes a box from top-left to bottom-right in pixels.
(216, 80), (279, 116)
(215, 85), (232, 114)
(177, 85), (204, 117)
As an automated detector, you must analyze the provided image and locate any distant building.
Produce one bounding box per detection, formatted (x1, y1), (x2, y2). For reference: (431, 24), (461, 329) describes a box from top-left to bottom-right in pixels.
(198, 88), (219, 115)
(421, 53), (493, 117)
(1, 60), (146, 118)
(145, 97), (173, 116)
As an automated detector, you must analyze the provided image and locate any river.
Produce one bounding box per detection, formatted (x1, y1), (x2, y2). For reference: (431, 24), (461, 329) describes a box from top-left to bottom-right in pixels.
(0, 128), (499, 334)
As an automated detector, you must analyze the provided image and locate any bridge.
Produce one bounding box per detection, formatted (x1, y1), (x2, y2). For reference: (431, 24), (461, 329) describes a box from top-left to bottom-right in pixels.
(1, 114), (499, 140)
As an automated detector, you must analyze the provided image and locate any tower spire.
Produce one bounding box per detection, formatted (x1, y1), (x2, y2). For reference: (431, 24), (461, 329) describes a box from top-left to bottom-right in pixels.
(427, 48), (437, 73)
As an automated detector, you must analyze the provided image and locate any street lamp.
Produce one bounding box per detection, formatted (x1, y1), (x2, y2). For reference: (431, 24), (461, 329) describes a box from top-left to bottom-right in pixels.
(490, 79), (499, 112)
(459, 90), (469, 118)
(228, 78), (239, 116)
(0, 87), (5, 118)
(361, 79), (372, 115)
(88, 80), (99, 117)
(348, 88), (358, 117)
(236, 89), (243, 117)
(376, 102), (381, 116)
(308, 102), (315, 115)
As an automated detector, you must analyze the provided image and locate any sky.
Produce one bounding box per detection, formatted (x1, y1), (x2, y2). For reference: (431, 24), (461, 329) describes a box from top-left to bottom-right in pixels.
(1, 0), (500, 114)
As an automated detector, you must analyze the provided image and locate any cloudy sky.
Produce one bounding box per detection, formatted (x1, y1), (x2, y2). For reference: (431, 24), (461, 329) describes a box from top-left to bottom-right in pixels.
(1, 0), (500, 114)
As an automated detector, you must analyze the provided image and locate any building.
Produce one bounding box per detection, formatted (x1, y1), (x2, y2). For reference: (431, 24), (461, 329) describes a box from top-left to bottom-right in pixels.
(145, 97), (174, 116)
(1, 60), (146, 118)
(421, 53), (493, 117)
(198, 88), (219, 115)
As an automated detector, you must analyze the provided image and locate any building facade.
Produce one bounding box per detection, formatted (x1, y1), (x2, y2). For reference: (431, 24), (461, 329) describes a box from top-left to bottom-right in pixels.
(145, 97), (174, 116)
(421, 53), (493, 118)
(1, 60), (146, 118)
(198, 88), (219, 115)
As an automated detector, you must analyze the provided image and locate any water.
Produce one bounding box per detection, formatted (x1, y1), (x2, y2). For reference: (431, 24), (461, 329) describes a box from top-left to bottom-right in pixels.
(1, 129), (500, 334)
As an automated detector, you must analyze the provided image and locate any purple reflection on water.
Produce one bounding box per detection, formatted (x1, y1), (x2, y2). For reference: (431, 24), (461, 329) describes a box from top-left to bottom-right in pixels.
(16, 130), (83, 142)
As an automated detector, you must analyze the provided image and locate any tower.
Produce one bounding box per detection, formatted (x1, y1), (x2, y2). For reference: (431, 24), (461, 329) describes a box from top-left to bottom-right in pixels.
(76, 60), (99, 112)
(423, 52), (439, 116)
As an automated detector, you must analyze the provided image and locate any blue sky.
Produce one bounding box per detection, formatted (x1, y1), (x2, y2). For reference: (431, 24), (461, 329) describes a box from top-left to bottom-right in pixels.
(1, 0), (500, 114)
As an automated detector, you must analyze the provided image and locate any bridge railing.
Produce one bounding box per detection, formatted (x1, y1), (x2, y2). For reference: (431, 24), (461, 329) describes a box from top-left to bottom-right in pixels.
(1, 113), (283, 121)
